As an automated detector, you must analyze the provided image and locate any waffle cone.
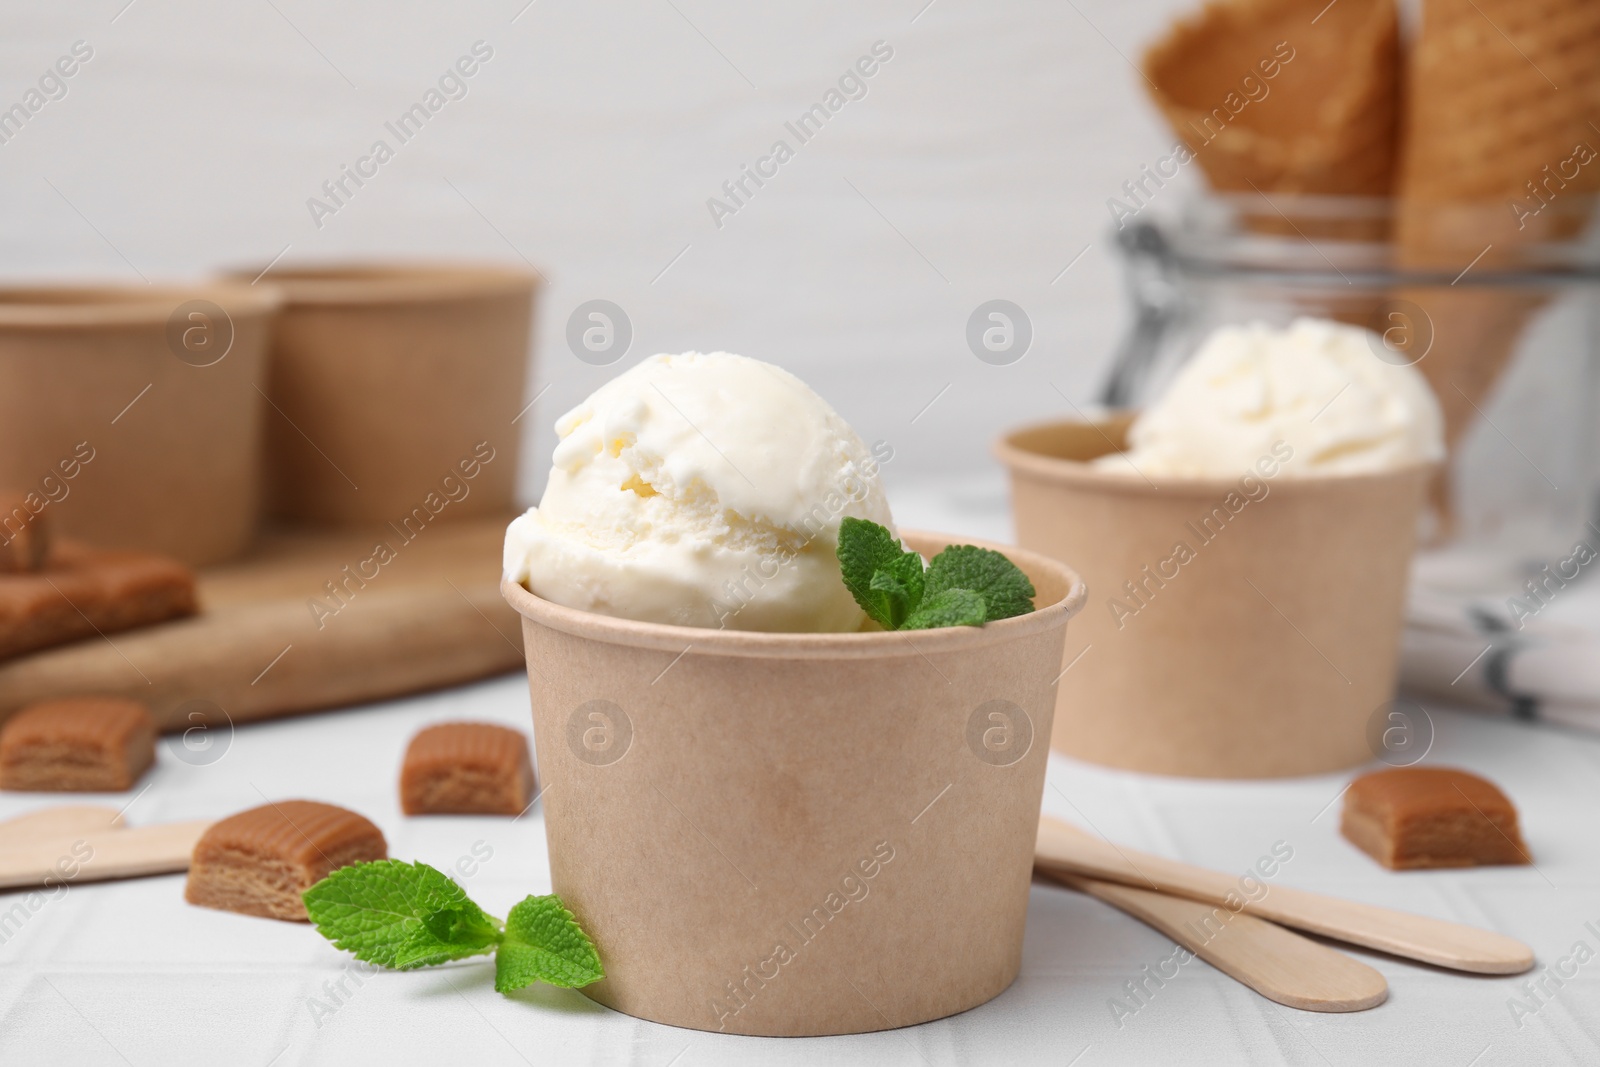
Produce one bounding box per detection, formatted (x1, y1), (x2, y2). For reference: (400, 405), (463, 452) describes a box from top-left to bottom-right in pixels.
(1397, 0), (1600, 210)
(1395, 0), (1600, 519)
(1144, 0), (1401, 199)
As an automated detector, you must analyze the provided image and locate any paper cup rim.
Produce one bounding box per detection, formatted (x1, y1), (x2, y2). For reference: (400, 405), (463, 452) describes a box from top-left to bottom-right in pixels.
(0, 282), (280, 328)
(994, 417), (1439, 498)
(501, 529), (1087, 658)
(222, 261), (540, 306)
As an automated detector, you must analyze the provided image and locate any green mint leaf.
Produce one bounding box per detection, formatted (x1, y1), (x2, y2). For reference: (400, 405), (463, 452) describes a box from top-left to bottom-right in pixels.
(882, 551), (927, 615)
(867, 554), (927, 628)
(901, 587), (987, 630)
(391, 903), (505, 969)
(303, 860), (501, 970)
(924, 544), (1036, 622)
(867, 570), (912, 629)
(837, 518), (924, 628)
(494, 895), (605, 992)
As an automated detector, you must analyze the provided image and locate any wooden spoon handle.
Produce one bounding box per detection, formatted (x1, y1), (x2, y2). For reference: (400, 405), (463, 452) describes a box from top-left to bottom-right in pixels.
(0, 805), (124, 845)
(1043, 869), (1388, 1012)
(0, 821), (211, 889)
(1036, 816), (1534, 975)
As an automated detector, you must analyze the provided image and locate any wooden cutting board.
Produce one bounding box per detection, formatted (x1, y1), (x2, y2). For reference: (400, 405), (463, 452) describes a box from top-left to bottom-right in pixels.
(0, 517), (526, 731)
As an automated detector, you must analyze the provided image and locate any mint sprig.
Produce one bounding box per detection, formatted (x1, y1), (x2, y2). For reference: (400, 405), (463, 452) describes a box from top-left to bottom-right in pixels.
(303, 860), (603, 994)
(837, 518), (1035, 630)
(494, 895), (605, 992)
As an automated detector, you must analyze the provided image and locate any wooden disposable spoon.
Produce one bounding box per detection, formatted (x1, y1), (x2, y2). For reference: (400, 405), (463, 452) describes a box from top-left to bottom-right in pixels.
(1042, 867), (1388, 1011)
(1036, 816), (1534, 975)
(0, 806), (210, 890)
(0, 805), (124, 844)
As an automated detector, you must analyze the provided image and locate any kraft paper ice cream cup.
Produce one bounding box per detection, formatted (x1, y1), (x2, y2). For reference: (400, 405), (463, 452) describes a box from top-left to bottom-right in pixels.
(502, 530), (1086, 1036)
(234, 262), (537, 526)
(996, 416), (1432, 779)
(0, 282), (279, 565)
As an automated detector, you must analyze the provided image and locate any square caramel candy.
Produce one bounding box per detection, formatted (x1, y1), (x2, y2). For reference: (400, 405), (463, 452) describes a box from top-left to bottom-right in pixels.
(185, 800), (387, 921)
(0, 698), (156, 792)
(0, 542), (197, 661)
(1341, 766), (1530, 870)
(400, 722), (534, 816)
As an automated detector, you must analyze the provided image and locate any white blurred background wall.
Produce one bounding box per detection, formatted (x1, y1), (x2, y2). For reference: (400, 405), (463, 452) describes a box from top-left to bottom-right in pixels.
(0, 0), (1204, 506)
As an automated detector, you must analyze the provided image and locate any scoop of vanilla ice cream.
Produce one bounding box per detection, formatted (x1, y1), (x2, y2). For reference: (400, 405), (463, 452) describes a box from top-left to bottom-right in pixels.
(1100, 318), (1444, 478)
(504, 351), (894, 632)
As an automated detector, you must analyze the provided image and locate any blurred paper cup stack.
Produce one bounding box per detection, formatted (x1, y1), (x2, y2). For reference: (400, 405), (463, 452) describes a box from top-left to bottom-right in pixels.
(235, 263), (538, 526)
(0, 283), (278, 565)
(502, 533), (1087, 1035)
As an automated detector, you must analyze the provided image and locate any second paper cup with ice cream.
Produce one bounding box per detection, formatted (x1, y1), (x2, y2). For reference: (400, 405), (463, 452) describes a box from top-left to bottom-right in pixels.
(502, 529), (1085, 1036)
(997, 320), (1442, 779)
(998, 418), (1429, 778)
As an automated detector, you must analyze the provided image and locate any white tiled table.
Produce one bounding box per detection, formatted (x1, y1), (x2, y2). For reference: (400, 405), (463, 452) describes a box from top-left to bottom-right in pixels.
(2, 483), (1596, 1066)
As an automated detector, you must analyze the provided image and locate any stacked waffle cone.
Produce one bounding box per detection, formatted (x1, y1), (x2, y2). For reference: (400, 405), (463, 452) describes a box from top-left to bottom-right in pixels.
(1397, 0), (1600, 211)
(1144, 0), (1400, 199)
(1396, 0), (1600, 508)
(1141, 0), (1600, 528)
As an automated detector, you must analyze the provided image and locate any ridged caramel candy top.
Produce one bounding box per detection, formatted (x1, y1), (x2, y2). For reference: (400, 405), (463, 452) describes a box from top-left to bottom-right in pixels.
(192, 800), (386, 868)
(404, 722), (528, 774)
(1345, 767), (1515, 822)
(1, 698), (154, 751)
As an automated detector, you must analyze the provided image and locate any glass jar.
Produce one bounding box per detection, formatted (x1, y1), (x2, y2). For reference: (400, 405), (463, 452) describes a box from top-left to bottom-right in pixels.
(1106, 193), (1600, 596)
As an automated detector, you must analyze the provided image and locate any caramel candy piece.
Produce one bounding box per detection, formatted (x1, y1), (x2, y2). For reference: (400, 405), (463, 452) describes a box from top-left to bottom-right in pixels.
(185, 800), (387, 921)
(0, 698), (156, 791)
(0, 492), (49, 573)
(400, 722), (534, 816)
(1341, 767), (1530, 870)
(0, 542), (197, 662)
